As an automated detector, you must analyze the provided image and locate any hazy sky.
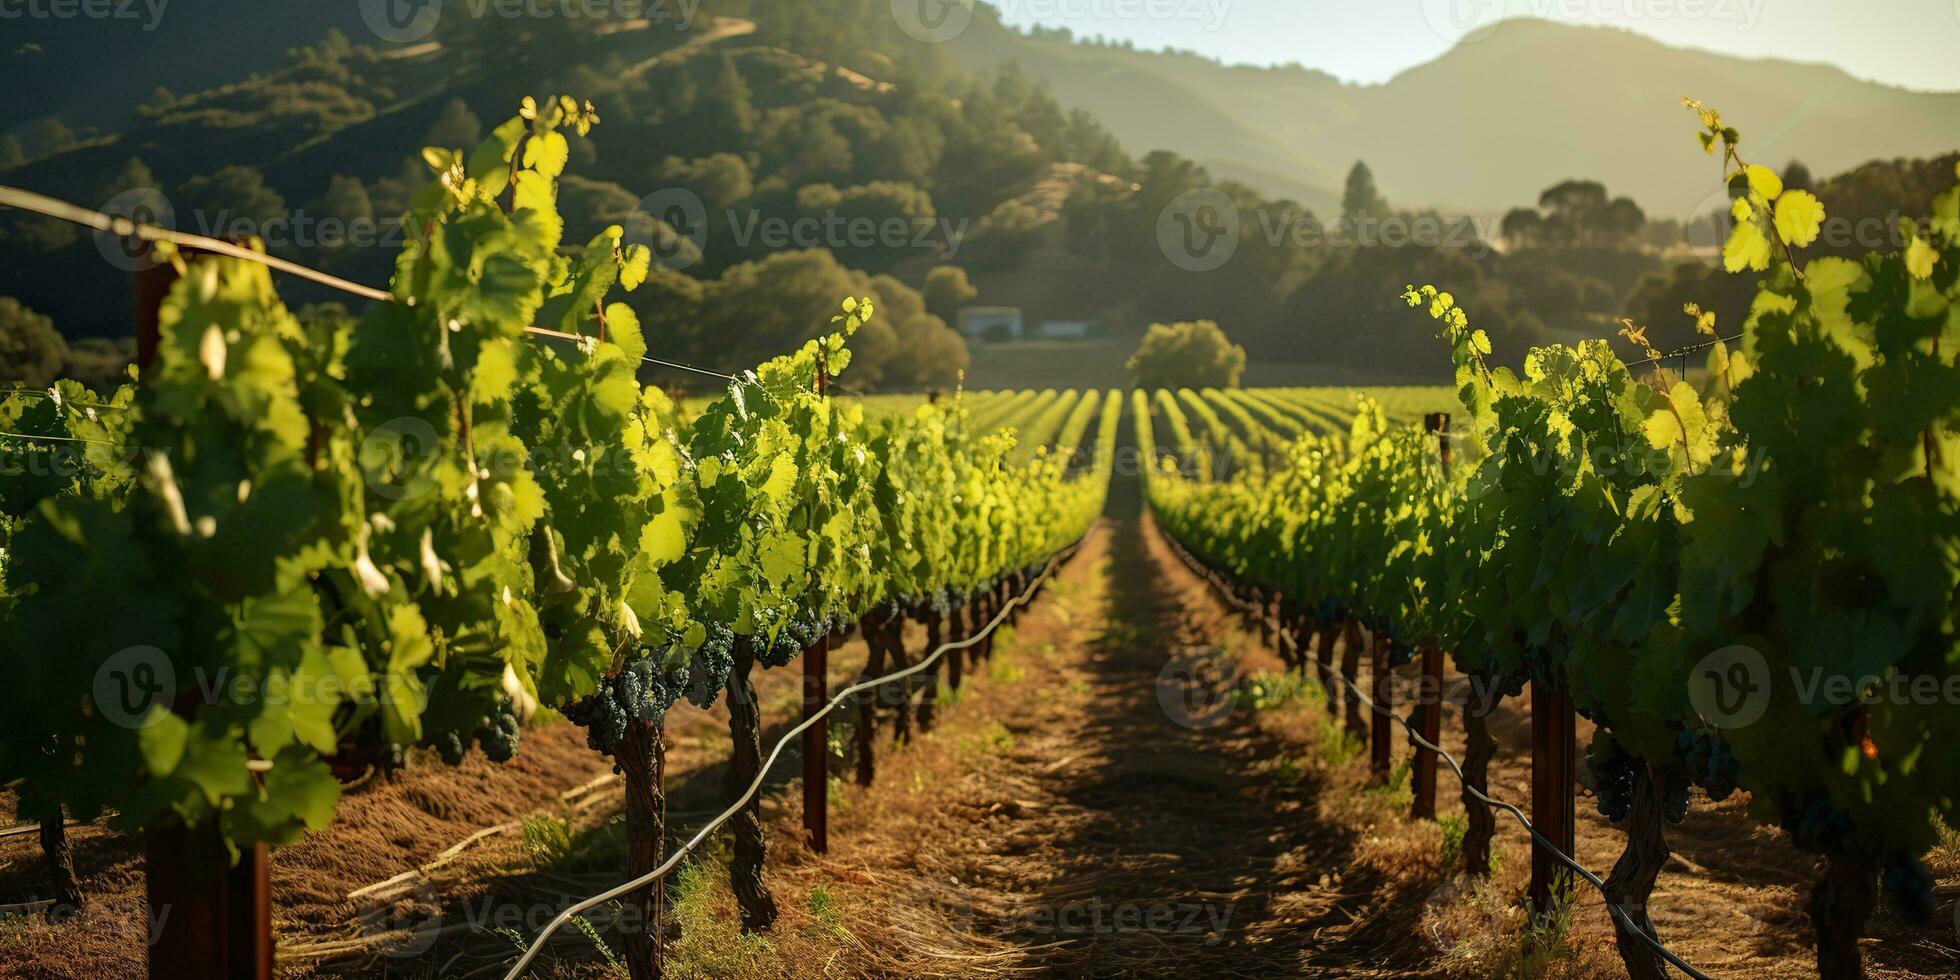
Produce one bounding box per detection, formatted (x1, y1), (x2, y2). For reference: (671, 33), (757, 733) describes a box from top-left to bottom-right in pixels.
(990, 0), (1960, 91)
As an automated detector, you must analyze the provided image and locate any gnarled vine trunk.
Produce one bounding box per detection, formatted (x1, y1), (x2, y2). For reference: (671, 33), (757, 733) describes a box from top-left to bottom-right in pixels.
(978, 592), (997, 660)
(1341, 621), (1367, 746)
(616, 720), (667, 979)
(1461, 676), (1500, 879)
(723, 639), (778, 932)
(1809, 851), (1878, 980)
(946, 603), (966, 692)
(915, 610), (942, 732)
(40, 804), (83, 919)
(854, 612), (888, 787)
(1315, 624), (1338, 702)
(1602, 763), (1669, 980)
(886, 618), (913, 745)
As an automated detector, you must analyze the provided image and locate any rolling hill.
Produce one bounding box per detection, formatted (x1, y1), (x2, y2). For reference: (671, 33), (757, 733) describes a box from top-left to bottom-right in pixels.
(948, 15), (1960, 216)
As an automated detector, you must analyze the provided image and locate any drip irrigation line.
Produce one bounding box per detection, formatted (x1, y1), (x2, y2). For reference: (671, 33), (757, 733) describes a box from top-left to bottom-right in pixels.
(501, 543), (1079, 979)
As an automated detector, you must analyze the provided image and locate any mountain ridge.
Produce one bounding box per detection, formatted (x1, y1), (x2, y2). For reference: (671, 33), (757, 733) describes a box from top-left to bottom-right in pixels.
(951, 15), (1960, 215)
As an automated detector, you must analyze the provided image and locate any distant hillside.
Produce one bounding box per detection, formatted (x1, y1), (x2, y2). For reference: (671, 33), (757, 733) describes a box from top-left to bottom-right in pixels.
(949, 15), (1960, 216)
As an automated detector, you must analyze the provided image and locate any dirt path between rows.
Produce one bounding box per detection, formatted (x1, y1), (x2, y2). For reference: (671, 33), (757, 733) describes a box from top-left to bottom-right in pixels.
(817, 481), (1438, 978)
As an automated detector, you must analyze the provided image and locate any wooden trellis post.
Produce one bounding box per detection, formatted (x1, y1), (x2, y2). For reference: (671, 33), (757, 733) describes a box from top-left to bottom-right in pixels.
(1530, 680), (1578, 920)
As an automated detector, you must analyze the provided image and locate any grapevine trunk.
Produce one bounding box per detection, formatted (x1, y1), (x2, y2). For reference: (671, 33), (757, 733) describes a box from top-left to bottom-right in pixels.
(1809, 850), (1879, 980)
(854, 612), (889, 787)
(1370, 631), (1393, 780)
(887, 618), (913, 745)
(1461, 676), (1500, 879)
(1602, 762), (1670, 980)
(1314, 625), (1337, 703)
(616, 720), (666, 980)
(916, 610), (942, 732)
(1341, 621), (1367, 747)
(723, 638), (778, 932)
(39, 804), (83, 918)
(946, 604), (966, 692)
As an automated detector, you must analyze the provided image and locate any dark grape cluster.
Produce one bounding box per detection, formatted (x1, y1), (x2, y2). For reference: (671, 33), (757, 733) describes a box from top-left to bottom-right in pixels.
(432, 710), (523, 765)
(758, 616), (823, 668)
(927, 587), (953, 618)
(1786, 797), (1859, 855)
(1881, 854), (1935, 923)
(686, 624), (735, 707)
(479, 712), (521, 763)
(1676, 730), (1740, 801)
(563, 656), (687, 755)
(1587, 737), (1642, 823)
(1586, 737), (1692, 824)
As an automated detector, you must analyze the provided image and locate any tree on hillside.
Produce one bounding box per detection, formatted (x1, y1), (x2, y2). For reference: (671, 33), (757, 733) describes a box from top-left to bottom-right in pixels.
(1341, 161), (1388, 226)
(180, 166), (287, 234)
(98, 158), (159, 200)
(313, 176), (375, 251)
(1500, 207), (1544, 250)
(62, 337), (134, 392)
(655, 153), (754, 210)
(1126, 320), (1245, 390)
(425, 98), (483, 151)
(22, 118), (74, 160)
(922, 265), (977, 324)
(0, 136), (23, 172)
(0, 298), (69, 389)
(1507, 179), (1646, 249)
(1781, 160), (1814, 192)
